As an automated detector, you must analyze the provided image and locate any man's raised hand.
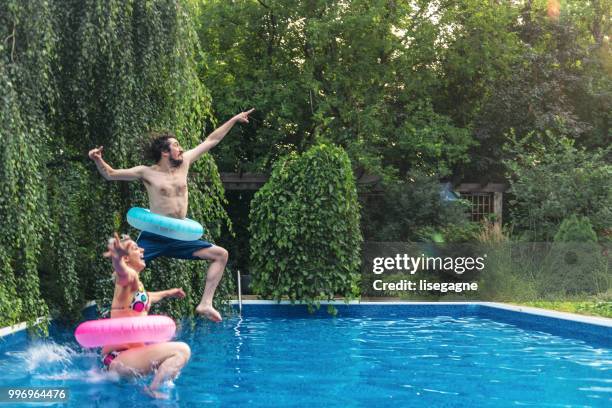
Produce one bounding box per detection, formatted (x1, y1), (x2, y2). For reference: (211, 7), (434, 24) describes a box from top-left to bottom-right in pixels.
(233, 108), (255, 124)
(88, 146), (104, 161)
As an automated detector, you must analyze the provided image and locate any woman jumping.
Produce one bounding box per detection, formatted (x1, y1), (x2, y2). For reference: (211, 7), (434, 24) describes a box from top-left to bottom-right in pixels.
(102, 232), (191, 399)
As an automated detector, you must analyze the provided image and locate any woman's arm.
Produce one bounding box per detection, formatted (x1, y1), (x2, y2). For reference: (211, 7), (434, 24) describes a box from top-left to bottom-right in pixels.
(148, 288), (186, 304)
(104, 233), (138, 287)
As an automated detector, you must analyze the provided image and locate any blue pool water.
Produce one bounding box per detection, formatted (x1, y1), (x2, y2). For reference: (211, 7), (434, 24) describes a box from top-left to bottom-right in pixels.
(0, 304), (610, 407)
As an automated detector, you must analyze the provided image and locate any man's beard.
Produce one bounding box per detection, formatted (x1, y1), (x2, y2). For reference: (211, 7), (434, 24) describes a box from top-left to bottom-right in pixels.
(169, 156), (183, 167)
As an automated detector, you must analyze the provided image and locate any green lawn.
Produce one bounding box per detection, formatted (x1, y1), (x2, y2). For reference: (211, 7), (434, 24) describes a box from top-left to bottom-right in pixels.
(520, 301), (612, 318)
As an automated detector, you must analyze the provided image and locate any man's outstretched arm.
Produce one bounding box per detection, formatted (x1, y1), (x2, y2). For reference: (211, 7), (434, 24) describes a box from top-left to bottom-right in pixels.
(183, 108), (254, 164)
(88, 146), (146, 181)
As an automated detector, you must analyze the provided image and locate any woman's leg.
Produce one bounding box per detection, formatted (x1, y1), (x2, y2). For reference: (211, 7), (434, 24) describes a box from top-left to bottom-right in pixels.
(109, 342), (191, 396)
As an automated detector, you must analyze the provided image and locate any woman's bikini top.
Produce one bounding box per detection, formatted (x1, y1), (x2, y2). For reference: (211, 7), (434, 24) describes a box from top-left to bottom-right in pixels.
(111, 282), (150, 313)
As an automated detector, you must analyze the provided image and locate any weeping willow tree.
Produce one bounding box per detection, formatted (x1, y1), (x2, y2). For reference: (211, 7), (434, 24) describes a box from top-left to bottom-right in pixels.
(0, 0), (56, 331)
(1, 0), (232, 328)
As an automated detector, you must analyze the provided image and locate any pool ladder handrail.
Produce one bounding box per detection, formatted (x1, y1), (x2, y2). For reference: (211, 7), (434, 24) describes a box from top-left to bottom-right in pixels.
(237, 269), (242, 315)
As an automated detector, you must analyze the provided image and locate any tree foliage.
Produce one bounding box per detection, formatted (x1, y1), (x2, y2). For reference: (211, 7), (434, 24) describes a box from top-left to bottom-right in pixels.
(0, 1), (609, 326)
(470, 0), (611, 179)
(361, 171), (473, 242)
(0, 0), (232, 327)
(0, 0), (55, 330)
(195, 0), (475, 178)
(194, 0), (609, 273)
(504, 132), (611, 241)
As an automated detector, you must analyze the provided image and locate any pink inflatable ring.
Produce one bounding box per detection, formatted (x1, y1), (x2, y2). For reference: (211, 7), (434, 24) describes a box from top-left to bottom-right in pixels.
(75, 315), (176, 348)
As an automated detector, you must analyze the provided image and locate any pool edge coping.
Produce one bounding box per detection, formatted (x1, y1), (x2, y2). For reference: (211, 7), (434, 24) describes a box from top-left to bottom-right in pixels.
(0, 301), (96, 339)
(230, 300), (612, 328)
(0, 317), (47, 338)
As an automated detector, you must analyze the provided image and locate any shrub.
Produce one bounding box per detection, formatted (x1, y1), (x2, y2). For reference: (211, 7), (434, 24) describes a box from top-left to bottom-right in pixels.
(249, 144), (362, 308)
(553, 214), (598, 243)
(540, 215), (607, 296)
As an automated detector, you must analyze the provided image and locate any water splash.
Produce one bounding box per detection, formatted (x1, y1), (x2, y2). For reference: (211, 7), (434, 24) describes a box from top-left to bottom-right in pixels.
(36, 368), (121, 383)
(8, 341), (78, 372)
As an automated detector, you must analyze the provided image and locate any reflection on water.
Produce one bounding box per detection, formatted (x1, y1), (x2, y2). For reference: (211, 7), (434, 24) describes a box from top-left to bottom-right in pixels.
(0, 315), (610, 406)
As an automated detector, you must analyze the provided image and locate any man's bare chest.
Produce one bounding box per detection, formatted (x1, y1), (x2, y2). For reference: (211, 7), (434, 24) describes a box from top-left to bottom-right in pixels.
(143, 172), (188, 198)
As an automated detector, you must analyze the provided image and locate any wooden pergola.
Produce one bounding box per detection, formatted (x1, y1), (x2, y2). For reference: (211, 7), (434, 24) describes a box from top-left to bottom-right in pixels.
(219, 172), (381, 191)
(219, 173), (506, 224)
(455, 183), (506, 225)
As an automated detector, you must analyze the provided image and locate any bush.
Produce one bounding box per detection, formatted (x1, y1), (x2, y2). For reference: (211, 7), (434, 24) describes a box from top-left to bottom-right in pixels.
(554, 214), (598, 243)
(540, 215), (608, 296)
(249, 144), (362, 308)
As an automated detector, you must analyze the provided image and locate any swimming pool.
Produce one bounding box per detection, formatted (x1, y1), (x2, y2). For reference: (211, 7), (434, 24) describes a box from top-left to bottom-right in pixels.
(0, 302), (610, 407)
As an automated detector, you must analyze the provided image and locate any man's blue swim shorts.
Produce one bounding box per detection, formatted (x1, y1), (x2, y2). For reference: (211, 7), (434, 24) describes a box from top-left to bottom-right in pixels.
(136, 231), (213, 263)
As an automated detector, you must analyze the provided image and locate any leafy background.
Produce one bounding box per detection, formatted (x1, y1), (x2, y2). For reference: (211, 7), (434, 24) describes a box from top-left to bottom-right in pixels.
(1, 0), (610, 328)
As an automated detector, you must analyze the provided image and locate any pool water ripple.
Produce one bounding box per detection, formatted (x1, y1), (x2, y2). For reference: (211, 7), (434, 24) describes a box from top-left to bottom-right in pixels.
(0, 314), (610, 406)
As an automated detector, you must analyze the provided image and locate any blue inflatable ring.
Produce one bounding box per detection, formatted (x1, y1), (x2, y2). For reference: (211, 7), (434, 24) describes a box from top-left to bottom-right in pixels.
(127, 207), (205, 241)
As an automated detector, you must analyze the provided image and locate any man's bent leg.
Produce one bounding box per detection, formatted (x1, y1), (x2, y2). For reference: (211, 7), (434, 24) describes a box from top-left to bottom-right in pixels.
(192, 245), (228, 322)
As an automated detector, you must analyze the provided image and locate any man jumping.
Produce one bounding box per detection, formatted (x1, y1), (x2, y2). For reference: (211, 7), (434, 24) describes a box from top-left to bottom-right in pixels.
(89, 109), (254, 322)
